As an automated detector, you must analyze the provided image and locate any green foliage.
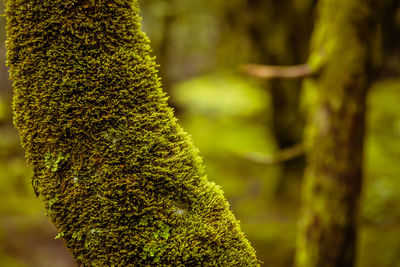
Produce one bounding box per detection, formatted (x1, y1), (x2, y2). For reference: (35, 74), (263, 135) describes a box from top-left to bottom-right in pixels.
(362, 79), (400, 223)
(6, 0), (258, 265)
(173, 74), (269, 118)
(172, 73), (281, 199)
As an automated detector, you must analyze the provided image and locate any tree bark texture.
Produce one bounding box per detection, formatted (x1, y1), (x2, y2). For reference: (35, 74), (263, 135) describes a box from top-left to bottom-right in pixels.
(295, 0), (373, 266)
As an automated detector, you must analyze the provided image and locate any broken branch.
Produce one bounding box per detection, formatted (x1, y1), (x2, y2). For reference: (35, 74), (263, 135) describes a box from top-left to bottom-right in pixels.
(237, 143), (305, 165)
(241, 63), (313, 79)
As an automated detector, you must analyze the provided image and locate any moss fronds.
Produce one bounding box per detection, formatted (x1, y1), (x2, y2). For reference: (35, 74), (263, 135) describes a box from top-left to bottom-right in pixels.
(6, 0), (258, 265)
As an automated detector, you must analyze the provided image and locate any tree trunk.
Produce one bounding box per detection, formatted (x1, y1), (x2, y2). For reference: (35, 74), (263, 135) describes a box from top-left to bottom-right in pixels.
(295, 0), (373, 266)
(243, 0), (315, 195)
(6, 0), (258, 265)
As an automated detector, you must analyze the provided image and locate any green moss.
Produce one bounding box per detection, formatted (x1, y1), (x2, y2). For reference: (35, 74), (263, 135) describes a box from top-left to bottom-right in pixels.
(45, 152), (69, 172)
(6, 0), (258, 265)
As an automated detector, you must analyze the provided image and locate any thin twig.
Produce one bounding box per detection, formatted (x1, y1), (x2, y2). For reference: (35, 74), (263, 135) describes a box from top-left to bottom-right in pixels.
(241, 63), (313, 79)
(238, 143), (305, 165)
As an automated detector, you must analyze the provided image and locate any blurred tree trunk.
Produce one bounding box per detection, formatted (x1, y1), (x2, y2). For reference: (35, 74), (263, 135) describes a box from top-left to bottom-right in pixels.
(243, 0), (316, 195)
(377, 0), (400, 78)
(295, 0), (374, 266)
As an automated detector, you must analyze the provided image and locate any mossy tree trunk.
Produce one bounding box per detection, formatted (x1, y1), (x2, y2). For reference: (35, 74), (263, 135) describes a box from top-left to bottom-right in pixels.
(295, 0), (373, 266)
(6, 0), (258, 265)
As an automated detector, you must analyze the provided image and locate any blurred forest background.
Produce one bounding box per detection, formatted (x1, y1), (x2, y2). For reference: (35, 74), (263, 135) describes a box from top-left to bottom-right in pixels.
(0, 0), (400, 266)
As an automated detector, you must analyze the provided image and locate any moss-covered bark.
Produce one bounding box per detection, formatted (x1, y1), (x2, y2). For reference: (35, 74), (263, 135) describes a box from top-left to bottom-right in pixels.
(6, 0), (258, 265)
(295, 0), (373, 266)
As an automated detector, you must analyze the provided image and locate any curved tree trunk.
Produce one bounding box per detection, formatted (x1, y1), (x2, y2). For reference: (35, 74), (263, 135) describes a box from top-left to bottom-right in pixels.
(295, 0), (374, 266)
(6, 0), (258, 265)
